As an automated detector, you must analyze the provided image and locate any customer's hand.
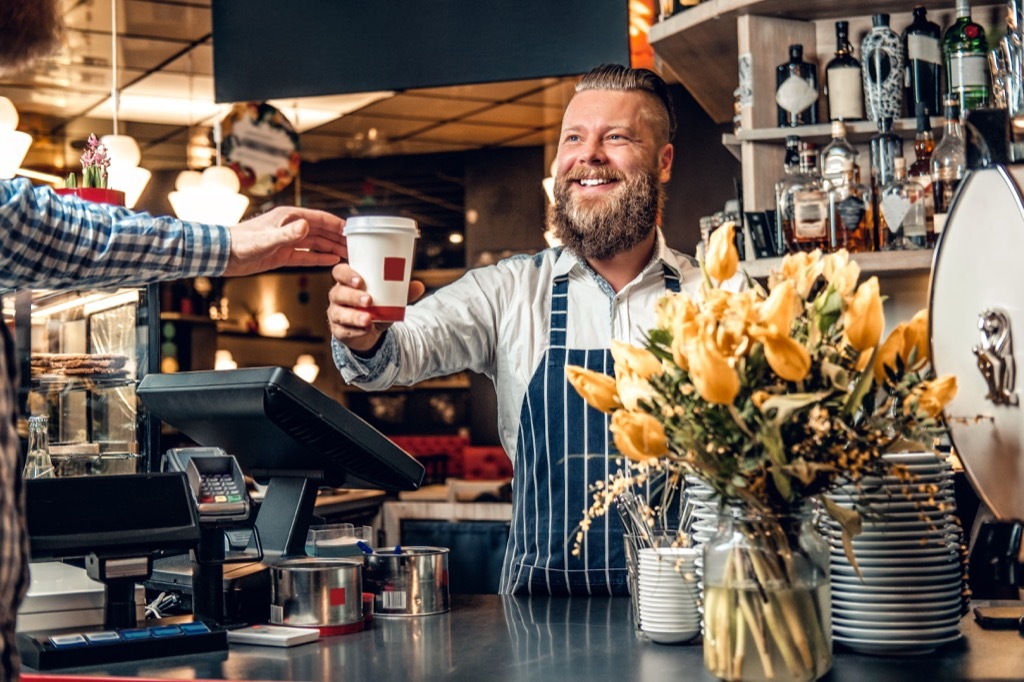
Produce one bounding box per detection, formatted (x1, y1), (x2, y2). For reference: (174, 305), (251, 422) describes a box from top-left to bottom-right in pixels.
(327, 263), (425, 352)
(223, 206), (347, 277)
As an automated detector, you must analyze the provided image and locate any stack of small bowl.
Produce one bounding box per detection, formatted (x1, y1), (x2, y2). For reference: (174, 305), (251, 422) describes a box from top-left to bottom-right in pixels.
(634, 546), (702, 645)
(822, 452), (967, 655)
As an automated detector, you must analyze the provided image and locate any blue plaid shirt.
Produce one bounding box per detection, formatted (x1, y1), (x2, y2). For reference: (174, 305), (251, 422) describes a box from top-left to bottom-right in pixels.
(0, 178), (230, 677)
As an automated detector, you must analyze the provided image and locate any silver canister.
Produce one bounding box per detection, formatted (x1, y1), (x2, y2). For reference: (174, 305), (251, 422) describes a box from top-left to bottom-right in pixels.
(364, 546), (450, 617)
(269, 557), (364, 629)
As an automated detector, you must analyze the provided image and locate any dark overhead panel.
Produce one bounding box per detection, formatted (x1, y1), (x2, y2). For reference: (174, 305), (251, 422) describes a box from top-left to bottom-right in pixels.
(212, 0), (630, 102)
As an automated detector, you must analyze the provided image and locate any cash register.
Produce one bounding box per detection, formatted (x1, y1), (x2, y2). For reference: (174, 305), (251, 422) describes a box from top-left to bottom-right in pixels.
(18, 366), (424, 669)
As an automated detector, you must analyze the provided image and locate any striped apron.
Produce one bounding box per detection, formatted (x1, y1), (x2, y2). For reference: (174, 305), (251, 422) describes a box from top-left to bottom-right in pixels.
(499, 266), (680, 595)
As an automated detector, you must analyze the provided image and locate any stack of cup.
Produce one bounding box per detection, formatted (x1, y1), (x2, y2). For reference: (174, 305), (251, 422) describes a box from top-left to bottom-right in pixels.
(634, 547), (702, 644)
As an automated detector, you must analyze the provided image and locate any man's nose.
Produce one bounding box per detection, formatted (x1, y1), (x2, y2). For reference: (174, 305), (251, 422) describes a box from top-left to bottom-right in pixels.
(576, 139), (607, 165)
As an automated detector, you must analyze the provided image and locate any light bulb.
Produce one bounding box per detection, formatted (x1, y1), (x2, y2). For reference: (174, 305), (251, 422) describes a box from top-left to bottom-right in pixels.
(175, 170), (203, 191)
(214, 350), (237, 370)
(293, 354), (320, 383)
(0, 97), (19, 131)
(101, 134), (142, 167)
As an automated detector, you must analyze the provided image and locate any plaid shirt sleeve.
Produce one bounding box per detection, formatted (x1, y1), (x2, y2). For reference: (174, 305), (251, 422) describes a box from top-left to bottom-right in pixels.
(0, 178), (231, 289)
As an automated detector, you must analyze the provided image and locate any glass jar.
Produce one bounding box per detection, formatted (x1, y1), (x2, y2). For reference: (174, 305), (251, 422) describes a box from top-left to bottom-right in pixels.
(24, 415), (55, 479)
(702, 504), (832, 682)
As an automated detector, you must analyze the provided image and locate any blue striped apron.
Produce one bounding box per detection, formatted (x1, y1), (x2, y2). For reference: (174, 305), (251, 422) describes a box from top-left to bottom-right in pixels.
(499, 265), (680, 595)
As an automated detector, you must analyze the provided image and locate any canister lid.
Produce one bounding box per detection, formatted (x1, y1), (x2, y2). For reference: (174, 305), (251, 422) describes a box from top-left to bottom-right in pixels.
(930, 165), (1024, 521)
(344, 216), (419, 236)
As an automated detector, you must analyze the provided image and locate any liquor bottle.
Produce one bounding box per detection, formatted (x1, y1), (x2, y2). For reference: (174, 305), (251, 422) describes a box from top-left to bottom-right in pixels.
(870, 118), (904, 243)
(943, 0), (990, 112)
(870, 117), (905, 197)
(779, 145), (829, 253)
(23, 415), (55, 479)
(829, 158), (875, 253)
(908, 102), (936, 237)
(930, 96), (966, 244)
(821, 120), (859, 188)
(776, 44), (819, 127)
(861, 14), (905, 123)
(880, 157), (927, 250)
(773, 135), (802, 252)
(903, 5), (943, 116)
(825, 21), (865, 121)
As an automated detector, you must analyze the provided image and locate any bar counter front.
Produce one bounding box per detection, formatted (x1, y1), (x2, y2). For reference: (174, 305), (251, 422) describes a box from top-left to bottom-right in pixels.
(25, 595), (1022, 681)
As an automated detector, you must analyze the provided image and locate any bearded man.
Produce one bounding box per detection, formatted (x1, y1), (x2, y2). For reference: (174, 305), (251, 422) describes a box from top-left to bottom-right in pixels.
(330, 64), (722, 595)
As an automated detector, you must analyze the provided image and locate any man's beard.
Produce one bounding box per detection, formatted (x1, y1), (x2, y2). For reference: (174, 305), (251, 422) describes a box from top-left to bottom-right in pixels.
(548, 167), (663, 262)
(0, 0), (63, 75)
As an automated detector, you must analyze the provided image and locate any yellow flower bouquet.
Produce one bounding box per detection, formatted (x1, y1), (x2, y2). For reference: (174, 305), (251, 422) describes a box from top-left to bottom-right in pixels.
(567, 224), (958, 682)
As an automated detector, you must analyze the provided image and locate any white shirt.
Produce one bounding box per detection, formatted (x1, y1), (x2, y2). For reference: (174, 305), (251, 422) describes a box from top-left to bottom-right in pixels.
(332, 229), (713, 458)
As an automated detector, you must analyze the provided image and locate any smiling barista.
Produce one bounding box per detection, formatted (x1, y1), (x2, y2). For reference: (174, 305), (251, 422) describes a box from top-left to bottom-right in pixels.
(329, 63), (740, 595)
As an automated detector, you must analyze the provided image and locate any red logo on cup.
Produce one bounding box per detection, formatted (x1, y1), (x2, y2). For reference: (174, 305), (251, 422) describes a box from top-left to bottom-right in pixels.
(383, 257), (406, 282)
(330, 587), (346, 606)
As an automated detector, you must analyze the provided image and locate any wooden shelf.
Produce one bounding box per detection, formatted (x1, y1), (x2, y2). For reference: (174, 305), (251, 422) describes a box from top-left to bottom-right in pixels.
(650, 0), (998, 126)
(740, 248), (935, 279)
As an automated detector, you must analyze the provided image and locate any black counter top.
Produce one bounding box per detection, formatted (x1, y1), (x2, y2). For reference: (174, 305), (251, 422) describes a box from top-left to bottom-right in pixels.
(24, 596), (1024, 681)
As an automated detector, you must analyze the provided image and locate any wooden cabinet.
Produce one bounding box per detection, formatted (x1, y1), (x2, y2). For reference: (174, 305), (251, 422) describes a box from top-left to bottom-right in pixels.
(649, 0), (1001, 211)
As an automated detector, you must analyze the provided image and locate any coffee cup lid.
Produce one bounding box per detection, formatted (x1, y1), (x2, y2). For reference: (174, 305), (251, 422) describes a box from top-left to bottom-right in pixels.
(344, 216), (420, 236)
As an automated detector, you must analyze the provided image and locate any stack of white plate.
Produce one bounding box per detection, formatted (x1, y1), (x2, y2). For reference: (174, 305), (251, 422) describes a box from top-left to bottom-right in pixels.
(822, 452), (966, 655)
(635, 546), (702, 645)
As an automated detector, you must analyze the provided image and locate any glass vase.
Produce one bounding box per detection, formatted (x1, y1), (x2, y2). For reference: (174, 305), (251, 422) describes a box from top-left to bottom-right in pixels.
(702, 504), (832, 682)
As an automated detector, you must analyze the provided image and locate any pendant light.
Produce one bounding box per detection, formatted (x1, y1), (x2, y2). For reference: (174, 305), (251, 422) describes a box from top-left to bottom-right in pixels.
(0, 97), (32, 179)
(168, 118), (249, 225)
(100, 0), (150, 207)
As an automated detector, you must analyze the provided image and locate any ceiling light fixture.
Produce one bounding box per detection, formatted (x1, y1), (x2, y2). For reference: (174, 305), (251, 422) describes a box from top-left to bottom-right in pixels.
(0, 97), (32, 180)
(101, 0), (150, 207)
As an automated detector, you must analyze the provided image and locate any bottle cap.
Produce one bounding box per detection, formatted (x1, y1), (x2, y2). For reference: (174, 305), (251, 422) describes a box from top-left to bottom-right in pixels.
(831, 120), (847, 138)
(789, 44), (803, 60)
(835, 20), (849, 33)
(894, 157), (906, 170)
(872, 14), (891, 27)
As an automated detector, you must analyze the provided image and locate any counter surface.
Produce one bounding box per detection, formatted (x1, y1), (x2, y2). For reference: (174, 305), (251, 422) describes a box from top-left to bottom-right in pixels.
(24, 596), (1024, 681)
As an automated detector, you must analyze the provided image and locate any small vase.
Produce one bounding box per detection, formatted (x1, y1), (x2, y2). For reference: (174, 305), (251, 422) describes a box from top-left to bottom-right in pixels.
(702, 504), (832, 682)
(54, 187), (126, 206)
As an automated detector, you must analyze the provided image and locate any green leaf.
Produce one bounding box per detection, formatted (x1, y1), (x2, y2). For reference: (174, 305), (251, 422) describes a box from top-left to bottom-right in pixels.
(821, 495), (863, 579)
(843, 348), (877, 417)
(760, 422), (792, 499)
(759, 392), (829, 425)
(814, 286), (844, 333)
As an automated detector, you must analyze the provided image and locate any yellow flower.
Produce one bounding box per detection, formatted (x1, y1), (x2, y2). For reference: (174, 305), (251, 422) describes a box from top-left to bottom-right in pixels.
(823, 250), (861, 298)
(610, 410), (668, 462)
(690, 337), (740, 405)
(873, 322), (906, 385)
(844, 277), (884, 352)
(771, 249), (824, 298)
(705, 222), (739, 283)
(566, 366), (619, 414)
(762, 334), (812, 382)
(616, 374), (657, 412)
(904, 309), (929, 366)
(759, 279), (801, 334)
(611, 339), (663, 380)
(905, 375), (958, 418)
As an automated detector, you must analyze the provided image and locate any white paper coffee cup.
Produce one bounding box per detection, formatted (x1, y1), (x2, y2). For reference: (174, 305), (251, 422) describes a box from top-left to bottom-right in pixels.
(343, 216), (420, 322)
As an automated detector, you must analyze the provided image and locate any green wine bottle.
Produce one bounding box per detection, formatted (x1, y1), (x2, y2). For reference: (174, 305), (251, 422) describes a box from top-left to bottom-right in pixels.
(942, 0), (990, 112)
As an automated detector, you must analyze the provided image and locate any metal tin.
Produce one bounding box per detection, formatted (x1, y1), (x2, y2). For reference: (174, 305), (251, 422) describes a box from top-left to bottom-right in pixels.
(269, 557), (364, 628)
(364, 546), (450, 617)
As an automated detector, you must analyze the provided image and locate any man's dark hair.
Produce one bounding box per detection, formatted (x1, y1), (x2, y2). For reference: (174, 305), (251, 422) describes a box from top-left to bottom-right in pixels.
(0, 0), (63, 75)
(574, 64), (677, 144)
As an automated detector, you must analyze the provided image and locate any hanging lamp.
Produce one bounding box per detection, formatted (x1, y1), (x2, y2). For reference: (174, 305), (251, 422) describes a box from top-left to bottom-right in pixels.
(101, 0), (150, 207)
(0, 97), (32, 180)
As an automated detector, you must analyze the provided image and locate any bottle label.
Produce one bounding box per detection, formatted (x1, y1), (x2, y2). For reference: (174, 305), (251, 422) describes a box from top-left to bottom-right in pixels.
(907, 34), (941, 64)
(827, 67), (865, 119)
(948, 53), (988, 88)
(776, 75), (818, 115)
(835, 195), (866, 232)
(881, 192), (912, 232)
(793, 189), (828, 239)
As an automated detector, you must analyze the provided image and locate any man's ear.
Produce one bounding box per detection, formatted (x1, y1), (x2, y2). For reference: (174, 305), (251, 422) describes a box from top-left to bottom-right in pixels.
(658, 143), (674, 184)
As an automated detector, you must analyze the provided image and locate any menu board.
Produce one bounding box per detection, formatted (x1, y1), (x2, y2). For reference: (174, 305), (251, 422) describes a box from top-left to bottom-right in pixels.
(221, 102), (300, 196)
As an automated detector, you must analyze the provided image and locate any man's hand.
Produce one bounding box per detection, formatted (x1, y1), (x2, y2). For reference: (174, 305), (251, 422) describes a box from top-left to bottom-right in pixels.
(328, 263), (425, 353)
(223, 206), (347, 277)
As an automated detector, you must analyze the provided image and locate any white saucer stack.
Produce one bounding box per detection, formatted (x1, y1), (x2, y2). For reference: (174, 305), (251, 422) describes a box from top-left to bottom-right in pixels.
(635, 547), (702, 645)
(822, 452), (967, 655)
